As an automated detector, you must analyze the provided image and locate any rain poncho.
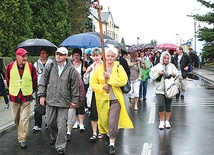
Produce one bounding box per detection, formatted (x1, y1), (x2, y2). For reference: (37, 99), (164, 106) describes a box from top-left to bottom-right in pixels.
(149, 51), (178, 95)
(90, 61), (134, 134)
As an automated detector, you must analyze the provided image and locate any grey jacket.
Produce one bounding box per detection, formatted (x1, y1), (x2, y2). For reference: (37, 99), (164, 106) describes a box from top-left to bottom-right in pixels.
(37, 59), (79, 108)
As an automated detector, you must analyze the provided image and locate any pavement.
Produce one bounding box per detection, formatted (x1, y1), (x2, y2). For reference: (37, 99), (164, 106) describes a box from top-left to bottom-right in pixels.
(0, 68), (214, 137)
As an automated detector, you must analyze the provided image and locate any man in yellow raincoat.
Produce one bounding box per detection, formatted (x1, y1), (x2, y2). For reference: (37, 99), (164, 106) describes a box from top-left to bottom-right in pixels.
(90, 48), (133, 155)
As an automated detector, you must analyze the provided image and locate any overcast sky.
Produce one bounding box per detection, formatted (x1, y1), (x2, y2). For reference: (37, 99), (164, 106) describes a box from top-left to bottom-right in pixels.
(99, 0), (211, 47)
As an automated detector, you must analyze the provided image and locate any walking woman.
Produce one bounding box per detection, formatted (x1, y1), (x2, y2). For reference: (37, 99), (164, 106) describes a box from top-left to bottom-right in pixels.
(83, 48), (103, 141)
(0, 56), (9, 109)
(90, 48), (133, 154)
(149, 51), (178, 130)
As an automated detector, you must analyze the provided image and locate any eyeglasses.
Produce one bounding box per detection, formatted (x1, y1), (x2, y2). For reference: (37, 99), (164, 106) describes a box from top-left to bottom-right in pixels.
(55, 52), (66, 56)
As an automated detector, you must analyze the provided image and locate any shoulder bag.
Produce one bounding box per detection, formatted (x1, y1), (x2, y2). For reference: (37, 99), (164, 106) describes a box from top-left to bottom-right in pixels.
(164, 77), (178, 99)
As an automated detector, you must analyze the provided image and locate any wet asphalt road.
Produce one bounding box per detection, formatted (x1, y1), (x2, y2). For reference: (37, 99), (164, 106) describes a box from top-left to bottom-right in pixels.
(0, 75), (214, 155)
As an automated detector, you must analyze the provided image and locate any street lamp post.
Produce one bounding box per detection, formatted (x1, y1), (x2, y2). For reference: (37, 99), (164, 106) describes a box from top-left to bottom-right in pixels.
(175, 34), (182, 46)
(187, 14), (198, 52)
(137, 37), (139, 45)
(194, 20), (196, 52)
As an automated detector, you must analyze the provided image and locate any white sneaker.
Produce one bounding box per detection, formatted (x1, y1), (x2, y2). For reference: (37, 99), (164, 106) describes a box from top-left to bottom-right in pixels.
(159, 121), (164, 130)
(165, 121), (171, 129)
(32, 126), (41, 132)
(73, 122), (79, 129)
(79, 123), (85, 131)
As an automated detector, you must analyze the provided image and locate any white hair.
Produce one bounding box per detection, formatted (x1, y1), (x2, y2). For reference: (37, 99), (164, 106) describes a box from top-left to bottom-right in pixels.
(105, 48), (118, 57)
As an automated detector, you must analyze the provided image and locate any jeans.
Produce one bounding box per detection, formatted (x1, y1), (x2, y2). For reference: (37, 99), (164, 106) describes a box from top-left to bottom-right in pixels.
(139, 78), (148, 99)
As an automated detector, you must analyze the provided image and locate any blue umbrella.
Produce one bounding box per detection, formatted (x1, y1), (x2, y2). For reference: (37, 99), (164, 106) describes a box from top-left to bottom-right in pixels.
(60, 33), (108, 49)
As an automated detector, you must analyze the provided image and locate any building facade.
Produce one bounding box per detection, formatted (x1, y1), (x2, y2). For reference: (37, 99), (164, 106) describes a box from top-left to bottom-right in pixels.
(89, 7), (119, 41)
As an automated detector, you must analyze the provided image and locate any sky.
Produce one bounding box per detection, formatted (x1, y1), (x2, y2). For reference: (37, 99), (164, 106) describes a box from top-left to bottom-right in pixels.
(99, 0), (212, 49)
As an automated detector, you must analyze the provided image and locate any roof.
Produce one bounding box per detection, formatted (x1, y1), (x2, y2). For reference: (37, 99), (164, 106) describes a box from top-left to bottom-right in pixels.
(90, 8), (118, 26)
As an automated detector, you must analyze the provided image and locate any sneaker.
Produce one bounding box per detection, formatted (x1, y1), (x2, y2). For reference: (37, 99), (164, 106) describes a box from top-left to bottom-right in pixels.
(73, 122), (79, 129)
(181, 95), (184, 100)
(20, 141), (27, 149)
(109, 145), (116, 155)
(159, 121), (164, 130)
(57, 148), (65, 155)
(32, 126), (41, 133)
(4, 103), (9, 109)
(165, 121), (171, 129)
(79, 123), (85, 132)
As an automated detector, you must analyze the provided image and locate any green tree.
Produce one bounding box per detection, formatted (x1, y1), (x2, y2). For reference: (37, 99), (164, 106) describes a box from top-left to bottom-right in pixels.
(68, 0), (91, 35)
(0, 0), (33, 56)
(151, 39), (157, 47)
(121, 37), (125, 45)
(195, 0), (214, 58)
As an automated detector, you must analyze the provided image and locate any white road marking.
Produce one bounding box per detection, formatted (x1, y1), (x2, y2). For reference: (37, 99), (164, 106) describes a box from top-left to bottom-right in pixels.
(148, 102), (156, 124)
(141, 143), (152, 155)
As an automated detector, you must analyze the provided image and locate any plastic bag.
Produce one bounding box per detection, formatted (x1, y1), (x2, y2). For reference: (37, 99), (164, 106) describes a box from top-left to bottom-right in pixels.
(164, 77), (178, 99)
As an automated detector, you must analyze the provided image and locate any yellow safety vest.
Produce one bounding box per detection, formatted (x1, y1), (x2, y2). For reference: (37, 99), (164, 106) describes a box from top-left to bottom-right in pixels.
(9, 61), (33, 96)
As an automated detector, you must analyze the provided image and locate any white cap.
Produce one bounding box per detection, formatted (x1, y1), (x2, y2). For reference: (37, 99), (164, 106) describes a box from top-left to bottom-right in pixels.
(56, 47), (68, 55)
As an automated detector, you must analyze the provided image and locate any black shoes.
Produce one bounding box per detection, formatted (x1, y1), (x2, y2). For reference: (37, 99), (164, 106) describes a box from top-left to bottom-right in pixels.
(109, 145), (116, 155)
(176, 89), (180, 100)
(57, 148), (65, 155)
(20, 141), (27, 149)
(49, 139), (56, 145)
(67, 134), (71, 142)
(181, 95), (184, 100)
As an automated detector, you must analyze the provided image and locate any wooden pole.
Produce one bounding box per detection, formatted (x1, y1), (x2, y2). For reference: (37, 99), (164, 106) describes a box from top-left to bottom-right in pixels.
(95, 0), (106, 72)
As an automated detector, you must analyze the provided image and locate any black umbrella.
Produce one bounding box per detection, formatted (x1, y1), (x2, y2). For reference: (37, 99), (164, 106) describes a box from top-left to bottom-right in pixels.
(16, 38), (57, 56)
(86, 32), (113, 40)
(105, 39), (127, 52)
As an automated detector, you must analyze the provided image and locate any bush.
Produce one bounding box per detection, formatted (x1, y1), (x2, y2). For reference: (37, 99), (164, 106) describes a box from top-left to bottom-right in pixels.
(3, 56), (55, 65)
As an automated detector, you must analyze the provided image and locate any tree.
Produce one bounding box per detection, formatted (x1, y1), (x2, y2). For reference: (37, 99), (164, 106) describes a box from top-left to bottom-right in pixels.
(195, 0), (214, 58)
(121, 37), (125, 45)
(68, 0), (91, 35)
(150, 39), (157, 47)
(0, 0), (33, 56)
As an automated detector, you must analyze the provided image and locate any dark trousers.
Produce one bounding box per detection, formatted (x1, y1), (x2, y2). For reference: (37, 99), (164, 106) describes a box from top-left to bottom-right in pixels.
(0, 78), (9, 104)
(34, 92), (42, 128)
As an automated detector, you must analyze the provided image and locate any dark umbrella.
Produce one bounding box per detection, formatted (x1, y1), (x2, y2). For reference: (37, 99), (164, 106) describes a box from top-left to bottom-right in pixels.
(86, 32), (113, 40)
(16, 38), (57, 56)
(105, 39), (127, 52)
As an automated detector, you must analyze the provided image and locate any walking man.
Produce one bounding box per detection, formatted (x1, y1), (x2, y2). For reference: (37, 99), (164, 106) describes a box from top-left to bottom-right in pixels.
(174, 46), (191, 100)
(37, 47), (79, 155)
(6, 48), (37, 149)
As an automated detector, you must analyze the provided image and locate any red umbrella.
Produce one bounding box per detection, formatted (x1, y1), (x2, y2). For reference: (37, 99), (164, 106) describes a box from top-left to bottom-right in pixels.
(157, 43), (177, 51)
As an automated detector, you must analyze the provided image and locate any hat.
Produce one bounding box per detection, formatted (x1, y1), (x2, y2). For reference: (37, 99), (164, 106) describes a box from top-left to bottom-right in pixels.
(85, 48), (92, 55)
(72, 48), (82, 56)
(91, 48), (101, 55)
(16, 48), (29, 56)
(56, 47), (68, 55)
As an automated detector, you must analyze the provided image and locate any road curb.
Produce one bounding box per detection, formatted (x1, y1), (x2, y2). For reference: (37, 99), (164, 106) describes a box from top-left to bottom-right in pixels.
(0, 111), (35, 137)
(192, 71), (214, 84)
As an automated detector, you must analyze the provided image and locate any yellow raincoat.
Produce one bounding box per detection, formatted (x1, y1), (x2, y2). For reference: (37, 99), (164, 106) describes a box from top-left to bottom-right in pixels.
(90, 62), (134, 134)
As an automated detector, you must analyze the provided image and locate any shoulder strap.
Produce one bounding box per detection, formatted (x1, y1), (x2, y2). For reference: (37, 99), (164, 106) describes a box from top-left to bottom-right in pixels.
(47, 63), (53, 85)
